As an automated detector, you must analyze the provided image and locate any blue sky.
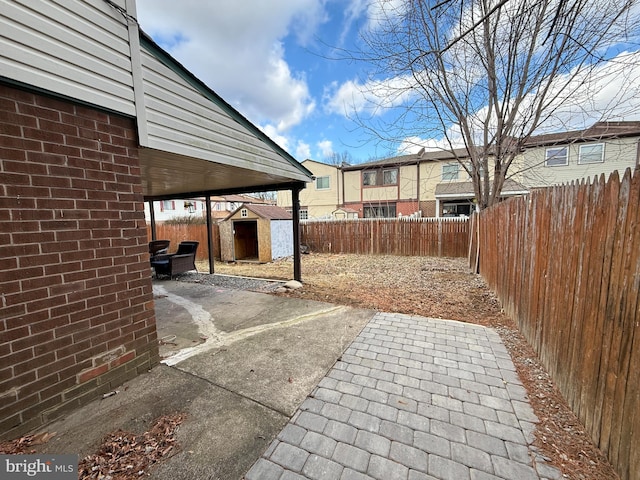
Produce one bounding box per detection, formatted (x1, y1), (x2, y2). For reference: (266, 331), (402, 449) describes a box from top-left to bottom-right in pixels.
(136, 1), (640, 166)
(136, 0), (388, 164)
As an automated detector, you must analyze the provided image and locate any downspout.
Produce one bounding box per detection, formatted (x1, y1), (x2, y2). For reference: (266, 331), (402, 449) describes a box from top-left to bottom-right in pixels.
(416, 162), (421, 214)
(124, 0), (148, 146)
(337, 166), (341, 209)
(205, 195), (214, 274)
(292, 186), (303, 282)
(341, 167), (346, 208)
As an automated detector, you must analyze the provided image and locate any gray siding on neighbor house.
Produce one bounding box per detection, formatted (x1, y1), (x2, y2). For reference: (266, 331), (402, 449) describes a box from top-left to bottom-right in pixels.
(0, 0), (136, 115)
(139, 44), (310, 182)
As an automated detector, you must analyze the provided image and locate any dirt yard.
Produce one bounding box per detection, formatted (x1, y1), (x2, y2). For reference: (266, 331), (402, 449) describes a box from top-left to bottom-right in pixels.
(207, 253), (619, 480)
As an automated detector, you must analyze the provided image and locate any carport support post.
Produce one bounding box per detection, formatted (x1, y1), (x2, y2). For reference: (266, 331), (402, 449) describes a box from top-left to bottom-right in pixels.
(205, 194), (215, 274)
(148, 200), (157, 241)
(292, 187), (302, 282)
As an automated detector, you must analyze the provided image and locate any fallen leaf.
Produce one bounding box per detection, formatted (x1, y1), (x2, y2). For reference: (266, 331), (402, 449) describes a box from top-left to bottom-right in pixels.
(30, 431), (56, 445)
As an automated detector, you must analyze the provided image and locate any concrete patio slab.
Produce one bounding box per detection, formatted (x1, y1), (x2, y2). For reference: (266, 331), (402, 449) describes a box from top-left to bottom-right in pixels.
(33, 279), (375, 480)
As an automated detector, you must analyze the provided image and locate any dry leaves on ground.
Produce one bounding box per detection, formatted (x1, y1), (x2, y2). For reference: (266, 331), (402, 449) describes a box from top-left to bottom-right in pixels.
(212, 253), (619, 480)
(0, 431), (56, 454)
(77, 413), (185, 480)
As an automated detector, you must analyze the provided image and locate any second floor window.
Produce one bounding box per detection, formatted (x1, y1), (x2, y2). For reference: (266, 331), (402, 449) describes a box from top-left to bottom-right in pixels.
(363, 168), (398, 186)
(316, 176), (330, 190)
(363, 171), (377, 186)
(442, 163), (459, 181)
(383, 169), (398, 185)
(579, 143), (604, 164)
(545, 147), (569, 166)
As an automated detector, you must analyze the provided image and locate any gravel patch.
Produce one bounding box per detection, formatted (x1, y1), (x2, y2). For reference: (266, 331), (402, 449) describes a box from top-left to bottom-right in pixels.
(175, 271), (285, 293)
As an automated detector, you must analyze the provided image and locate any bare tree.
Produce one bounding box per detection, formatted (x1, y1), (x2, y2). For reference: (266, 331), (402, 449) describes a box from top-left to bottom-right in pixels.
(326, 150), (354, 166)
(354, 0), (640, 208)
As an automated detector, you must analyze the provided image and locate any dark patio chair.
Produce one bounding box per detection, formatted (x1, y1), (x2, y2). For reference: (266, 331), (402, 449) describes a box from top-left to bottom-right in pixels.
(149, 240), (170, 259)
(150, 241), (199, 279)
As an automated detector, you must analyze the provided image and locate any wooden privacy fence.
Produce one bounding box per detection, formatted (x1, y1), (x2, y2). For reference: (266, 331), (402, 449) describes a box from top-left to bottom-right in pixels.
(146, 223), (220, 261)
(301, 217), (469, 257)
(473, 168), (639, 480)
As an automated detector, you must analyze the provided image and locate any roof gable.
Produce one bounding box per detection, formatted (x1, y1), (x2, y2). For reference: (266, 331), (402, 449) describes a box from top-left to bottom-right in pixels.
(224, 203), (292, 221)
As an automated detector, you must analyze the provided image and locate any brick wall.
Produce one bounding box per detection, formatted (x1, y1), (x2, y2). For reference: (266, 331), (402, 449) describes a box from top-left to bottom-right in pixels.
(0, 83), (159, 439)
(395, 200), (420, 216)
(419, 200), (437, 217)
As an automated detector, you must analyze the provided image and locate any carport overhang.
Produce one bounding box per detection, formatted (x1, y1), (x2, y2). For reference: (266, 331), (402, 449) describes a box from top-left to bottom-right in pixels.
(141, 147), (309, 282)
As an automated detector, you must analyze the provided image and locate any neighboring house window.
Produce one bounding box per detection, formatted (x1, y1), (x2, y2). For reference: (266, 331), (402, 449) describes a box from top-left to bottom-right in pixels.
(579, 143), (604, 164)
(241, 208), (248, 217)
(162, 200), (175, 211)
(316, 176), (330, 190)
(545, 147), (569, 166)
(383, 168), (398, 185)
(363, 168), (399, 186)
(299, 209), (309, 220)
(364, 203), (396, 218)
(465, 161), (485, 178)
(442, 163), (459, 180)
(363, 171), (377, 186)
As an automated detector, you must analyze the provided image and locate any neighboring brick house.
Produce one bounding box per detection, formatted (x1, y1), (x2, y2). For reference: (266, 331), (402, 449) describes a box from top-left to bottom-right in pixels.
(0, 0), (311, 439)
(279, 122), (640, 219)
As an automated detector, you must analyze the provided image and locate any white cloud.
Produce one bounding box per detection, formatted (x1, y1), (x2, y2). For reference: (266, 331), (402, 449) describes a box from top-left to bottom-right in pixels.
(136, 0), (321, 133)
(260, 124), (290, 152)
(295, 141), (312, 160)
(324, 76), (414, 117)
(317, 139), (334, 158)
(365, 0), (407, 32)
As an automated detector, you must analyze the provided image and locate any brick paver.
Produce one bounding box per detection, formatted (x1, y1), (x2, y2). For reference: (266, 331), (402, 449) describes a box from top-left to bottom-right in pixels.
(245, 313), (563, 480)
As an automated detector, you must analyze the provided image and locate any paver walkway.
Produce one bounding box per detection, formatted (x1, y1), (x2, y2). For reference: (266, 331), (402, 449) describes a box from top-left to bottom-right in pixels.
(245, 312), (563, 480)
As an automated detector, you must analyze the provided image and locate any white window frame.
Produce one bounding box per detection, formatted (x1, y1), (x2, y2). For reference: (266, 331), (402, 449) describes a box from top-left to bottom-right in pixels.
(315, 175), (330, 190)
(578, 143), (604, 164)
(299, 209), (309, 220)
(545, 147), (569, 167)
(442, 163), (459, 181)
(241, 208), (248, 218)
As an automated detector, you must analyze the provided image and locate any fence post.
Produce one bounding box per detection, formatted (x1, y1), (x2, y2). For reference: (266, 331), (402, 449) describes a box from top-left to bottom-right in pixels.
(438, 218), (442, 257)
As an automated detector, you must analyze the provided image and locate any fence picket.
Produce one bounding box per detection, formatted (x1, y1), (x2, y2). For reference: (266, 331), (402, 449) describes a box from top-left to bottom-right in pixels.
(475, 168), (639, 480)
(300, 218), (469, 257)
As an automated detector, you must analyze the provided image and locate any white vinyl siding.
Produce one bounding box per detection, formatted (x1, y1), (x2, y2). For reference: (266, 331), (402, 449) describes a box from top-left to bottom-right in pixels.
(579, 143), (605, 164)
(140, 46), (309, 182)
(0, 0), (135, 115)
